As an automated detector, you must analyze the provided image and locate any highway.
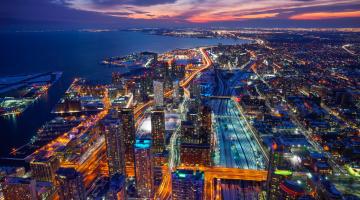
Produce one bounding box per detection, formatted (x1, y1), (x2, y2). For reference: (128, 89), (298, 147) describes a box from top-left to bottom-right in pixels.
(342, 44), (357, 56)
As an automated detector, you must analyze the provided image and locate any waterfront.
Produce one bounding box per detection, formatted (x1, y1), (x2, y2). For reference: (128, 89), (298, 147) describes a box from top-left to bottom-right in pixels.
(0, 30), (246, 157)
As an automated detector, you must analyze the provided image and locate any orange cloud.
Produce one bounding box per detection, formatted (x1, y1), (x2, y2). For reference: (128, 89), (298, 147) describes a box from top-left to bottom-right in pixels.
(290, 10), (360, 20)
(188, 12), (279, 23)
(238, 12), (279, 19)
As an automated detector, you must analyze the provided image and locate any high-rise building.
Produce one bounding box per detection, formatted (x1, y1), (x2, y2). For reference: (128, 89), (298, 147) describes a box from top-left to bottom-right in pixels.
(200, 105), (212, 145)
(112, 72), (124, 87)
(140, 77), (149, 102)
(55, 167), (86, 200)
(181, 121), (199, 144)
(102, 112), (126, 177)
(187, 110), (200, 124)
(180, 120), (211, 167)
(0, 177), (37, 200)
(173, 80), (180, 104)
(153, 61), (167, 80)
(152, 152), (168, 190)
(186, 111), (200, 136)
(106, 173), (127, 200)
(134, 139), (154, 199)
(153, 80), (164, 107)
(151, 108), (166, 154)
(180, 143), (211, 167)
(30, 156), (60, 183)
(190, 80), (201, 100)
(118, 108), (136, 176)
(36, 181), (58, 200)
(188, 98), (200, 113)
(0, 177), (57, 200)
(171, 64), (185, 80)
(172, 170), (204, 200)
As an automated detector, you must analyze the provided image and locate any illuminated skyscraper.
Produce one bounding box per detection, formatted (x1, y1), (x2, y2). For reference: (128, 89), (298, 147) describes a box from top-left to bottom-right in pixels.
(151, 108), (166, 154)
(153, 80), (164, 107)
(118, 107), (136, 176)
(200, 105), (212, 145)
(180, 143), (211, 167)
(106, 173), (127, 200)
(153, 61), (167, 80)
(172, 170), (204, 200)
(30, 155), (60, 183)
(134, 139), (154, 198)
(102, 113), (126, 177)
(187, 109), (199, 123)
(190, 80), (201, 100)
(181, 121), (199, 144)
(173, 80), (180, 104)
(171, 64), (185, 80)
(0, 177), (57, 200)
(140, 77), (150, 102)
(0, 177), (37, 200)
(112, 72), (124, 87)
(180, 120), (211, 167)
(55, 167), (86, 200)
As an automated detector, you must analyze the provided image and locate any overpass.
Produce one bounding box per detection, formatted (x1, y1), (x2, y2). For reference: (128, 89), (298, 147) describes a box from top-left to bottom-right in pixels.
(155, 166), (268, 200)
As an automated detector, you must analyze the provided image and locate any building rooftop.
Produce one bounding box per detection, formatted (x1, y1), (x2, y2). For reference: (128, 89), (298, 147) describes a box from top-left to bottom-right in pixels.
(56, 167), (80, 179)
(276, 134), (310, 148)
(1, 176), (33, 185)
(134, 139), (151, 149)
(109, 173), (126, 190)
(172, 170), (204, 180)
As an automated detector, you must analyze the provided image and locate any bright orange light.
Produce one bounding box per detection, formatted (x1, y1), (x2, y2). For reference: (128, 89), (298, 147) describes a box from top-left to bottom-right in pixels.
(272, 142), (278, 150)
(188, 12), (279, 23)
(290, 10), (360, 20)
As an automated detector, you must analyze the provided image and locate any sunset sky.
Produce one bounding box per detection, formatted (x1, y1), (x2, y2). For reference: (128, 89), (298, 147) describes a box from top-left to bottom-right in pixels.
(1, 0), (360, 29)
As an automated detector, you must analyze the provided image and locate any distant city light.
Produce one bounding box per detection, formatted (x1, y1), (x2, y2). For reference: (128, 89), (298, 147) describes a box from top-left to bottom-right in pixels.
(290, 155), (302, 166)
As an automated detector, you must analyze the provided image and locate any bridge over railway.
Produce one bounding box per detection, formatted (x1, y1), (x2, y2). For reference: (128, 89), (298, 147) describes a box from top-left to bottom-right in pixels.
(155, 166), (268, 200)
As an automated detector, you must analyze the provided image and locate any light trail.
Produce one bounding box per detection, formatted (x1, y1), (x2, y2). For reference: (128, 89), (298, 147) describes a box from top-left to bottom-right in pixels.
(342, 44), (357, 55)
(154, 165), (172, 200)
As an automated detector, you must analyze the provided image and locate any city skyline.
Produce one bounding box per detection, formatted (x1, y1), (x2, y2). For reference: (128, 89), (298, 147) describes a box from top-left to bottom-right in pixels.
(0, 1), (359, 199)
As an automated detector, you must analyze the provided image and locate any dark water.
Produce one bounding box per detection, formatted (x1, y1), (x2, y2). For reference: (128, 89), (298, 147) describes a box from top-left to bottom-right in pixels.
(0, 30), (245, 157)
